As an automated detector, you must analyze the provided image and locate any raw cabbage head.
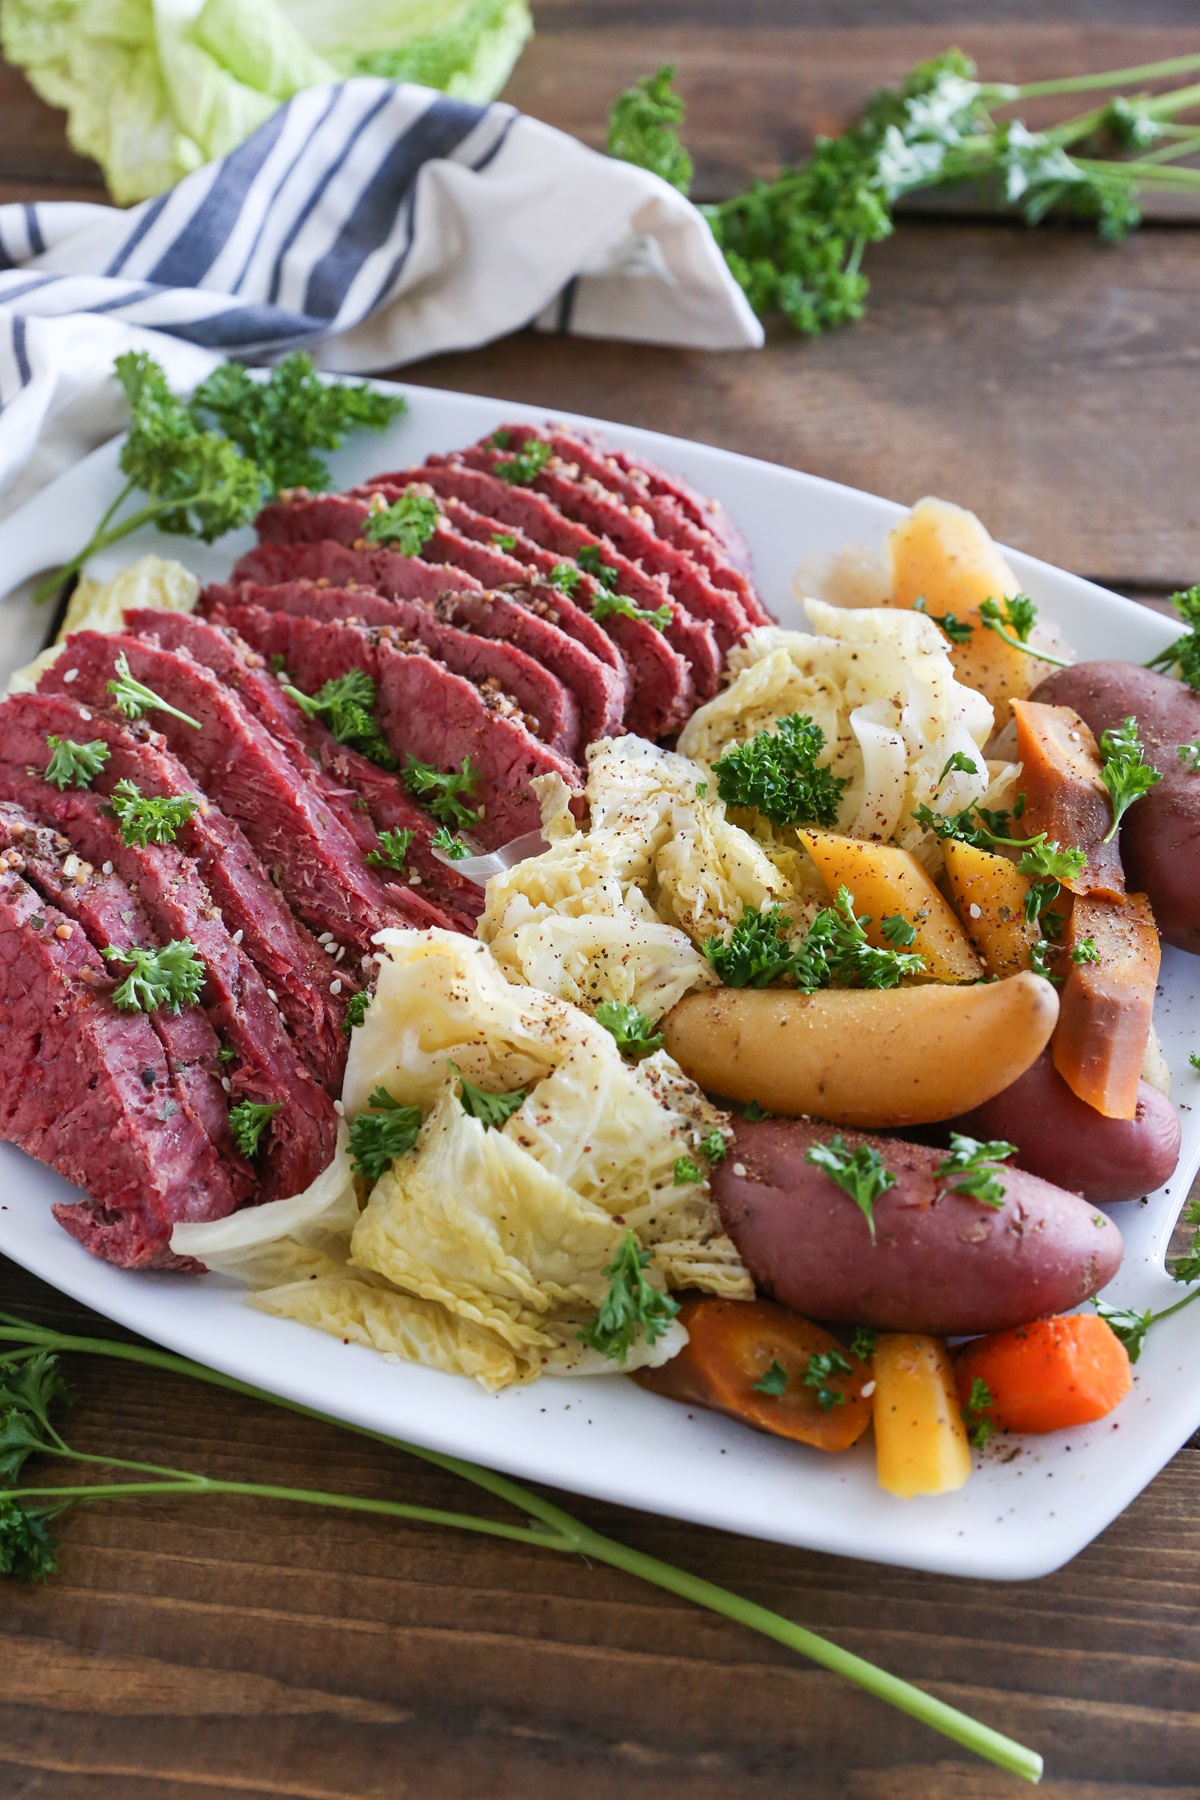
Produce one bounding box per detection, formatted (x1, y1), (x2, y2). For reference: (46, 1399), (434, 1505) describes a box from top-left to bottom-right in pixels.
(174, 931), (748, 1390)
(2, 0), (532, 203)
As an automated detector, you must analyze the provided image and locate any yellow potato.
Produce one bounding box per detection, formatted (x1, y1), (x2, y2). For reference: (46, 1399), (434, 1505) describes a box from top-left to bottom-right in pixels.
(660, 972), (1059, 1127)
(888, 497), (1054, 726)
(872, 1334), (972, 1500)
(942, 838), (1040, 978)
(798, 830), (983, 983)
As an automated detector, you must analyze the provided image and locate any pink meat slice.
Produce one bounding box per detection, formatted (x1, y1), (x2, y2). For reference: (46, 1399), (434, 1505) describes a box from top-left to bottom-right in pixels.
(0, 798), (249, 1195)
(39, 630), (457, 949)
(210, 603), (581, 849)
(581, 430), (757, 579)
(2, 687), (350, 1091)
(0, 866), (238, 1269)
(0, 746), (336, 1204)
(235, 537), (476, 607)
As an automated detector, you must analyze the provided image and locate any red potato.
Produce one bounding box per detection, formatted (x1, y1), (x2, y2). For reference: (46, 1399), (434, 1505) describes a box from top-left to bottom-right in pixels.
(1033, 660), (1200, 953)
(713, 1118), (1123, 1337)
(952, 1049), (1181, 1205)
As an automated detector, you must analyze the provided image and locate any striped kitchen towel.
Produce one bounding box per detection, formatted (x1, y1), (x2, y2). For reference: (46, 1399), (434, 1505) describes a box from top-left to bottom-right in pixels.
(0, 79), (761, 515)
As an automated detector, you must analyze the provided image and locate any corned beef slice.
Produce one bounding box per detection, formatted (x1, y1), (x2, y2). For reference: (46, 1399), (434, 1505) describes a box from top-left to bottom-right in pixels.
(0, 866), (234, 1269)
(0, 744), (335, 1203)
(215, 604), (580, 849)
(0, 798), (249, 1197)
(586, 431), (757, 580)
(4, 687), (350, 1092)
(119, 607), (478, 931)
(217, 547), (579, 757)
(449, 444), (751, 651)
(495, 424), (772, 627)
(235, 537), (477, 606)
(364, 466), (699, 730)
(39, 630), (455, 948)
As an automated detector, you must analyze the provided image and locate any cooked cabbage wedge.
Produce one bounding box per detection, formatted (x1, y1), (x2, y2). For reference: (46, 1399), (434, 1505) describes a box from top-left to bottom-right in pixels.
(175, 933), (746, 1389)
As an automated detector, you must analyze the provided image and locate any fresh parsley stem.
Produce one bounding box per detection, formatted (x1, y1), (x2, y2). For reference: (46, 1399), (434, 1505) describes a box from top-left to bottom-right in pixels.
(1138, 128), (1200, 166)
(0, 1313), (1042, 1778)
(1005, 53), (1200, 99)
(30, 485), (243, 606)
(982, 619), (1072, 666)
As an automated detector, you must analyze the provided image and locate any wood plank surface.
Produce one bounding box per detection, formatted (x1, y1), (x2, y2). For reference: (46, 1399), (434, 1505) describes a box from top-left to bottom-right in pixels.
(2, 3), (1200, 1795)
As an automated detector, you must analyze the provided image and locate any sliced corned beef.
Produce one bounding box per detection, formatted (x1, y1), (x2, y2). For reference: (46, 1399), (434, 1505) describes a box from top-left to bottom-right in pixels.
(207, 557), (579, 757)
(38, 631), (458, 950)
(491, 423), (772, 627)
(0, 865), (239, 1268)
(0, 742), (336, 1203)
(130, 606), (479, 927)
(1, 688), (351, 1092)
(210, 604), (580, 849)
(447, 444), (751, 651)
(0, 799), (250, 1196)
(234, 537), (475, 608)
(578, 430), (757, 580)
(364, 466), (702, 729)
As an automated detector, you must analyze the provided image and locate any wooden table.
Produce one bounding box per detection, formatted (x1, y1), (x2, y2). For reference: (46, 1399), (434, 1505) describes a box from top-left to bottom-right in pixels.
(3, 6), (1200, 1795)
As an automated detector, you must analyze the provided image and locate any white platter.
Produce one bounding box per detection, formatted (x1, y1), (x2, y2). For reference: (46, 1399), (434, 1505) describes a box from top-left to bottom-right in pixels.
(0, 380), (1196, 1581)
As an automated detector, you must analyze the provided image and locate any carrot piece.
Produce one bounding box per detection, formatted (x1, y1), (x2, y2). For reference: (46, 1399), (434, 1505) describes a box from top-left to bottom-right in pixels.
(1052, 891), (1160, 1119)
(943, 838), (1041, 978)
(1009, 699), (1125, 900)
(634, 1297), (872, 1451)
(954, 1315), (1132, 1435)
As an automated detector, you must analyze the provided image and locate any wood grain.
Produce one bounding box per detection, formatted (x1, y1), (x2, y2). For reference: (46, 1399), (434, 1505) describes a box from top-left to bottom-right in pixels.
(3, 2), (1200, 1794)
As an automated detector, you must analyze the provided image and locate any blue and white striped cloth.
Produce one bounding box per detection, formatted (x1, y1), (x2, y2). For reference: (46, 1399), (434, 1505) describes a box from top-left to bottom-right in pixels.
(0, 80), (761, 516)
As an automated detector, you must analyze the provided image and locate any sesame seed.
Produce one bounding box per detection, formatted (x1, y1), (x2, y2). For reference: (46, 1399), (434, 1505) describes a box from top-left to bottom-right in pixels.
(323, 942), (337, 956)
(333, 1099), (345, 1116)
(861, 1381), (876, 1398)
(969, 903), (982, 919)
(732, 1162), (747, 1177)
(231, 928), (244, 945)
(335, 945), (346, 962)
(62, 854), (80, 880)
(266, 988), (278, 1003)
(221, 1077), (232, 1093)
(318, 932), (334, 945)
(78, 708), (92, 721)
(102, 861), (114, 876)
(63, 668), (78, 684)
(361, 954), (373, 970)
(330, 978), (343, 995)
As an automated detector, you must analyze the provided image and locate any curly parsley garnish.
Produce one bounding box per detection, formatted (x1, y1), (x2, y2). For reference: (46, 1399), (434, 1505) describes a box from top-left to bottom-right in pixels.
(1098, 716), (1161, 842)
(578, 1231), (680, 1364)
(699, 1129), (728, 1163)
(595, 1000), (664, 1060)
(804, 1136), (896, 1241)
(577, 544), (620, 591)
(101, 938), (205, 1015)
(43, 736), (110, 791)
(227, 1100), (280, 1158)
(109, 780), (199, 847)
(803, 1348), (854, 1412)
(914, 596), (974, 645)
(705, 891), (925, 992)
(402, 756), (481, 829)
(363, 491), (440, 554)
(451, 1063), (527, 1128)
(961, 1378), (996, 1448)
(348, 1086), (423, 1182)
(752, 1360), (790, 1398)
(430, 825), (470, 861)
(703, 904), (799, 988)
(935, 1133), (1016, 1207)
(107, 652), (200, 729)
(712, 713), (848, 828)
(673, 1156), (704, 1186)
(850, 1326), (877, 1361)
(547, 562), (583, 595)
(1146, 586), (1200, 689)
(284, 668), (398, 772)
(366, 827), (415, 872)
(591, 592), (672, 632)
(607, 63), (694, 193)
(342, 989), (370, 1033)
(493, 439), (553, 486)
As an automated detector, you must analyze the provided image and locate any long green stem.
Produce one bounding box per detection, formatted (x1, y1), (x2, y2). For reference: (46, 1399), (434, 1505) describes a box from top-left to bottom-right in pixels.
(0, 1315), (1042, 1782)
(981, 620), (1072, 667)
(1139, 129), (1200, 166)
(29, 485), (237, 606)
(1007, 54), (1200, 100)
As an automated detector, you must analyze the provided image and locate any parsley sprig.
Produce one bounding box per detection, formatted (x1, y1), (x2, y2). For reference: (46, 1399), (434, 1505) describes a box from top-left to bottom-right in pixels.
(101, 938), (205, 1015)
(109, 780), (199, 847)
(403, 756), (481, 829)
(1093, 1199), (1200, 1361)
(1098, 716), (1162, 841)
(595, 1000), (664, 1060)
(804, 1348), (854, 1412)
(227, 1100), (280, 1158)
(492, 439), (553, 486)
(712, 713), (849, 828)
(43, 737), (109, 791)
(912, 802), (1087, 884)
(451, 1064), (527, 1128)
(577, 545), (620, 590)
(578, 1231), (681, 1365)
(608, 54), (1200, 338)
(977, 594), (1069, 666)
(752, 1360), (789, 1397)
(365, 828), (414, 873)
(704, 892), (926, 991)
(804, 1137), (896, 1241)
(961, 1378), (996, 1448)
(107, 652), (200, 730)
(914, 596), (974, 645)
(430, 826), (470, 862)
(363, 492), (440, 555)
(348, 1087), (423, 1183)
(591, 592), (672, 632)
(33, 351), (404, 605)
(284, 669), (398, 772)
(935, 1133), (1016, 1207)
(1146, 586), (1200, 689)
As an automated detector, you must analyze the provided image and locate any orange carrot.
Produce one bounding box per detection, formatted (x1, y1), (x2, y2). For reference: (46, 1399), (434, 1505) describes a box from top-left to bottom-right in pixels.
(635, 1297), (872, 1450)
(1052, 891), (1160, 1119)
(1009, 699), (1124, 899)
(953, 1315), (1132, 1435)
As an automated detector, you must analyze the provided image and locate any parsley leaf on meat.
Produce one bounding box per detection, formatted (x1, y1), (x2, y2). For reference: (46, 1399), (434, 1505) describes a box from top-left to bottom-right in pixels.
(362, 491), (441, 554)
(590, 592), (672, 632)
(109, 780), (199, 847)
(712, 713), (848, 828)
(547, 562), (583, 595)
(366, 828), (415, 872)
(101, 938), (205, 1015)
(402, 756), (481, 829)
(1178, 739), (1200, 772)
(490, 531), (517, 551)
(43, 736), (109, 791)
(342, 989), (371, 1033)
(284, 669), (398, 772)
(578, 1230), (680, 1364)
(607, 63), (694, 194)
(577, 545), (620, 591)
(1098, 716), (1162, 841)
(107, 652), (201, 729)
(594, 1000), (664, 1060)
(430, 826), (470, 861)
(227, 1100), (280, 1158)
(348, 1086), (424, 1182)
(804, 1136), (896, 1241)
(492, 439), (553, 486)
(452, 1063), (527, 1128)
(935, 1132), (1016, 1207)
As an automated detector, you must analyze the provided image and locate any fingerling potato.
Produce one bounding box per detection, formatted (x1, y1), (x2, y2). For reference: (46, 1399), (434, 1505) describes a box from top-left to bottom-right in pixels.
(660, 971), (1059, 1127)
